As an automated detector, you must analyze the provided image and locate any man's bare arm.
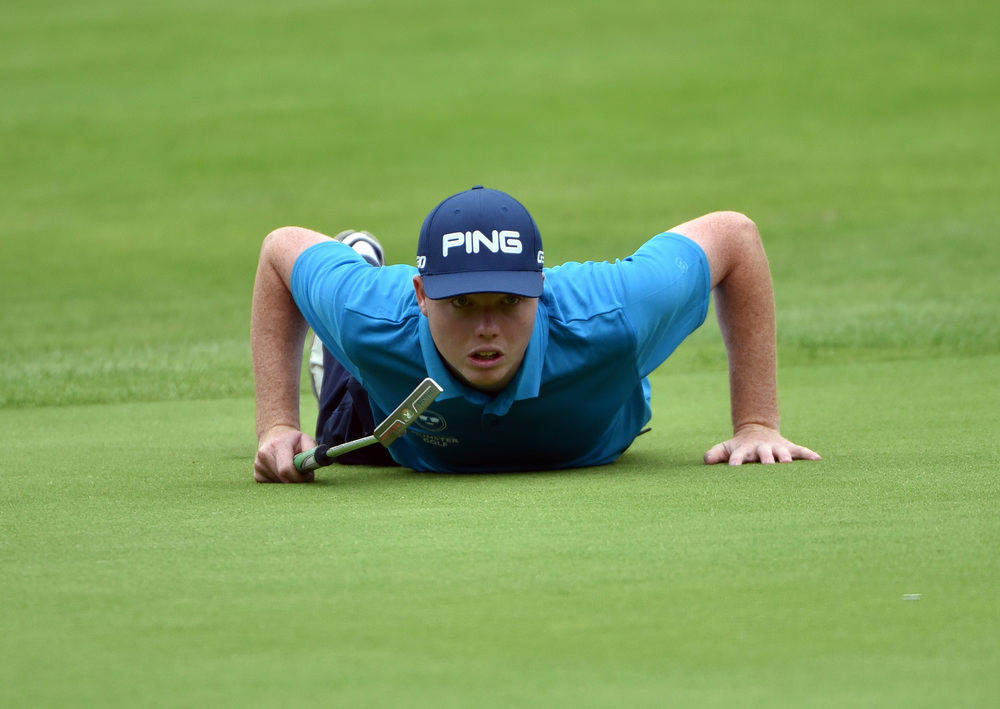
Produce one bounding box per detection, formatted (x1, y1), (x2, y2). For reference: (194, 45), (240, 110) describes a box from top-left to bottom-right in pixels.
(251, 226), (333, 482)
(672, 212), (821, 465)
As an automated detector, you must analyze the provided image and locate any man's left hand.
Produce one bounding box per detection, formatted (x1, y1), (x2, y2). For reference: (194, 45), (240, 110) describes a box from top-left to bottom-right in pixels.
(704, 424), (822, 466)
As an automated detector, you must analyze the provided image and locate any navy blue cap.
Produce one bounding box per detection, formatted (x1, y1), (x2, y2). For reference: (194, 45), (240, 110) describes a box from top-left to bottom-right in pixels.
(417, 186), (544, 299)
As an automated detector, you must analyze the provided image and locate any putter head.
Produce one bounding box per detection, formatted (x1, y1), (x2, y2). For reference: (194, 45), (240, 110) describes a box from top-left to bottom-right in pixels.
(373, 378), (444, 446)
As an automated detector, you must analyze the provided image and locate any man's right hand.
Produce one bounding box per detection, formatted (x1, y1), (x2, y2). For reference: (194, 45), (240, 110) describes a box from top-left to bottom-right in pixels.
(254, 425), (318, 483)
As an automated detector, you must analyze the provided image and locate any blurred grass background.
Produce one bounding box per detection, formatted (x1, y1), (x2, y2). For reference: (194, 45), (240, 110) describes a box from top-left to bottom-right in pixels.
(2, 0), (996, 406)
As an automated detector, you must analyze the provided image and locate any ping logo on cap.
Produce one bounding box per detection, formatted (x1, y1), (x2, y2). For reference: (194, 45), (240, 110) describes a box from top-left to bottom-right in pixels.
(417, 186), (545, 298)
(442, 230), (522, 257)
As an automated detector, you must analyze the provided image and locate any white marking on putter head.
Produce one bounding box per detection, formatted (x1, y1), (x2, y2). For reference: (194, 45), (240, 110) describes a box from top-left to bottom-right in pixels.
(373, 378), (444, 446)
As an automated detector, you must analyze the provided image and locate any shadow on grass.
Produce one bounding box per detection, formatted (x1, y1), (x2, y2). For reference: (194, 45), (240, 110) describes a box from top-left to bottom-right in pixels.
(288, 447), (706, 490)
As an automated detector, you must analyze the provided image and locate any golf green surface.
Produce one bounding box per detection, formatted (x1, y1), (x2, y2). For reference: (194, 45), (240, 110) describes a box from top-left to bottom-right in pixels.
(2, 1), (997, 706)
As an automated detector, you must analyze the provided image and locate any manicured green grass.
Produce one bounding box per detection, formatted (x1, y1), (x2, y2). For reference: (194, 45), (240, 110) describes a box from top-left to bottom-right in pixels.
(1, 0), (997, 706)
(2, 357), (998, 707)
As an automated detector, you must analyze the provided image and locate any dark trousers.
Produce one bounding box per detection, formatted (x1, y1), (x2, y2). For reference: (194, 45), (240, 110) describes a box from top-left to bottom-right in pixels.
(316, 345), (399, 466)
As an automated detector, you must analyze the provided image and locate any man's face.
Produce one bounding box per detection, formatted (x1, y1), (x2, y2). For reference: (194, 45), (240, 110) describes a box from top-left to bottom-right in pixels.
(413, 276), (539, 393)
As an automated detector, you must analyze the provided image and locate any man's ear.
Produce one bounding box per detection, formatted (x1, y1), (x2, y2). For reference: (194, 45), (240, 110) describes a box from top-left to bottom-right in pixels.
(413, 275), (429, 316)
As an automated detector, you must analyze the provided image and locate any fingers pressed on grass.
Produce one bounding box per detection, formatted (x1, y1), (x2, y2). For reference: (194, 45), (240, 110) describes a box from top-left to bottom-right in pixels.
(795, 446), (822, 461)
(757, 444), (777, 464)
(254, 456), (278, 483)
(704, 444), (727, 465)
(728, 445), (753, 465)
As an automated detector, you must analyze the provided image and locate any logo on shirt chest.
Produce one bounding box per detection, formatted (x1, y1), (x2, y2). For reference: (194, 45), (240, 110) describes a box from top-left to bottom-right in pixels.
(412, 432), (460, 448)
(417, 410), (447, 432)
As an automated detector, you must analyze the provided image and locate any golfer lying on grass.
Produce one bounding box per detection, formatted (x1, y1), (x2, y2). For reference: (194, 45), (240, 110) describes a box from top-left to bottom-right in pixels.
(252, 186), (820, 482)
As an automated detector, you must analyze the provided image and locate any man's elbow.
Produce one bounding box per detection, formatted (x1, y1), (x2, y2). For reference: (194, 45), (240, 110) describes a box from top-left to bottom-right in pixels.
(710, 212), (765, 268)
(259, 226), (328, 276)
(261, 226), (301, 255)
(711, 211), (761, 245)
(685, 211), (766, 288)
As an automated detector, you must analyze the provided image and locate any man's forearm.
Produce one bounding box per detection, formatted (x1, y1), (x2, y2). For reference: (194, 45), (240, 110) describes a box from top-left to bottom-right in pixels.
(713, 229), (781, 433)
(674, 212), (818, 464)
(251, 246), (310, 440)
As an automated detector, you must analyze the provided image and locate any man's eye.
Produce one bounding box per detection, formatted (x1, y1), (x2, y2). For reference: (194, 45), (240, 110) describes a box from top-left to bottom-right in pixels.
(503, 295), (521, 306)
(452, 296), (471, 308)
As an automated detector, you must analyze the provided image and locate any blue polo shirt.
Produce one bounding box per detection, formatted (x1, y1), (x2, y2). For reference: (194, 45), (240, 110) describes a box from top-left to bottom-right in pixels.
(291, 232), (711, 473)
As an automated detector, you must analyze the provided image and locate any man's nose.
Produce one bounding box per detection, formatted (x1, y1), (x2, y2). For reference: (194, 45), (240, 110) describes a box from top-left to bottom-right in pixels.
(474, 311), (499, 337)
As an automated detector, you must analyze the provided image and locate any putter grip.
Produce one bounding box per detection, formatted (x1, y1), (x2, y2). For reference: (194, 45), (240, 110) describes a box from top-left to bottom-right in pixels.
(294, 444), (332, 473)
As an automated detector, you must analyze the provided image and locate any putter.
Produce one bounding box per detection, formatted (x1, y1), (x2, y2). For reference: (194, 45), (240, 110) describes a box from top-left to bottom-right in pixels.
(294, 377), (443, 473)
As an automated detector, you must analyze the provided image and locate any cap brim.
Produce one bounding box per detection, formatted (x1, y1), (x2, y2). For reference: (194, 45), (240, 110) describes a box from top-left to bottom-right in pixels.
(421, 270), (544, 299)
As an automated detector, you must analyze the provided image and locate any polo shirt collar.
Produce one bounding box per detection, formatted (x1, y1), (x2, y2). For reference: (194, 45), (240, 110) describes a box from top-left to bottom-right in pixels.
(417, 305), (548, 416)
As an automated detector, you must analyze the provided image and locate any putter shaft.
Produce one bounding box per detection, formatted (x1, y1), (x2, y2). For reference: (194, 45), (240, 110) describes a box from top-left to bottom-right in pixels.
(294, 436), (377, 472)
(293, 378), (442, 473)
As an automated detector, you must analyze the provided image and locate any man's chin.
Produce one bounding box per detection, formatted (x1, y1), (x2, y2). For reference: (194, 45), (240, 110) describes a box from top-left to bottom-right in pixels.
(459, 367), (512, 394)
